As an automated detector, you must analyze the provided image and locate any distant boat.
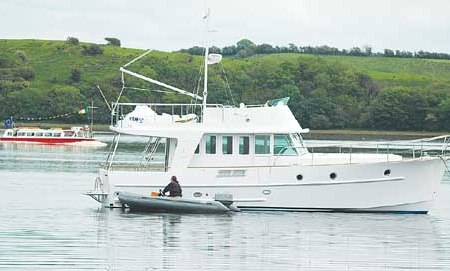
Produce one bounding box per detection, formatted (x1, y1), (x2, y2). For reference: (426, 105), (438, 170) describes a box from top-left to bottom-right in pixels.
(0, 126), (106, 146)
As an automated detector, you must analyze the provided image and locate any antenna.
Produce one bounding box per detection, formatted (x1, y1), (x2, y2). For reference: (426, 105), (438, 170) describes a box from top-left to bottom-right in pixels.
(202, 8), (211, 122)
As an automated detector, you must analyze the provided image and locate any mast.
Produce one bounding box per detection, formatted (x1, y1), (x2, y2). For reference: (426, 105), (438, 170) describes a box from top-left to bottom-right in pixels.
(202, 8), (210, 122)
(87, 101), (98, 137)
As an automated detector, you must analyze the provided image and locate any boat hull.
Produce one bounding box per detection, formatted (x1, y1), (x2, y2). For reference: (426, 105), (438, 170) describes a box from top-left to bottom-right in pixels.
(1, 137), (95, 144)
(97, 157), (445, 214)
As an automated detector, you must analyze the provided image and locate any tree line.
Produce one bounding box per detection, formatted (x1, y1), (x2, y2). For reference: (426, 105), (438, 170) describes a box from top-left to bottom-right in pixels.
(180, 39), (450, 60)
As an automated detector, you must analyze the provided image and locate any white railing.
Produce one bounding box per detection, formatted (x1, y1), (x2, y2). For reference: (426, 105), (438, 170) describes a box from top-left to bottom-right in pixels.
(273, 135), (450, 166)
(110, 102), (227, 126)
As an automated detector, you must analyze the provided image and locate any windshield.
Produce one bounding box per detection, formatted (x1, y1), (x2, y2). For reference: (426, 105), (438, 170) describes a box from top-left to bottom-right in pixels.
(274, 134), (298, 156)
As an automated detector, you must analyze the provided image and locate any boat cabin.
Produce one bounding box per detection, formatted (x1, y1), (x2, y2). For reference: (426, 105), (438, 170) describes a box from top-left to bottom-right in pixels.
(105, 101), (310, 172)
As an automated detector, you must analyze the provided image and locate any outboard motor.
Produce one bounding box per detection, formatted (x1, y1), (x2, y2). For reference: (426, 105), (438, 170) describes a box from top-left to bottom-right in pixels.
(214, 193), (241, 212)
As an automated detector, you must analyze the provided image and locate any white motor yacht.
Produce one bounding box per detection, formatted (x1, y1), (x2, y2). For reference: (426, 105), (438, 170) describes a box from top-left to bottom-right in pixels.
(87, 14), (449, 213)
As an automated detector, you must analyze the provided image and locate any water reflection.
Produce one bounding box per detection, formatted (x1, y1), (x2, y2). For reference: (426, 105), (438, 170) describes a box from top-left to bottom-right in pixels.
(0, 141), (449, 270)
(86, 204), (450, 271)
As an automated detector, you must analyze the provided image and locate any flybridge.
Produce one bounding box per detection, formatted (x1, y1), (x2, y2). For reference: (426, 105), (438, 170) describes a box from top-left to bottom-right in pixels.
(109, 98), (308, 135)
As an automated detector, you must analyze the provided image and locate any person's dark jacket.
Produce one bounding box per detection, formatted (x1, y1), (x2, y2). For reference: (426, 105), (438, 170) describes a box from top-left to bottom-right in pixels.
(162, 180), (182, 197)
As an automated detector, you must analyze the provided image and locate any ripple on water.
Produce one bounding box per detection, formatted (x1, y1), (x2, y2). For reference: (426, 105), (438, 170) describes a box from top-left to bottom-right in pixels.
(0, 144), (450, 270)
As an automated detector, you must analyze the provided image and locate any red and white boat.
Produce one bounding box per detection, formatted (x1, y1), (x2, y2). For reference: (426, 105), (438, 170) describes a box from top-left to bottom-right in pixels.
(0, 126), (106, 146)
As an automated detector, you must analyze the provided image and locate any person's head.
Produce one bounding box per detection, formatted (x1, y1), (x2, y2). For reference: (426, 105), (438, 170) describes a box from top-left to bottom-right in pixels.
(171, 176), (178, 183)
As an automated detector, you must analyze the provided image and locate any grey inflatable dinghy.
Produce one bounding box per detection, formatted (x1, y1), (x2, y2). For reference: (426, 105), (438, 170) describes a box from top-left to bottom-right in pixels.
(118, 191), (240, 213)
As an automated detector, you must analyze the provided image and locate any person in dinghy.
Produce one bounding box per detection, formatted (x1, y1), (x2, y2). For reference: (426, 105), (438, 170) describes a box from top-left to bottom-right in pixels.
(160, 176), (182, 197)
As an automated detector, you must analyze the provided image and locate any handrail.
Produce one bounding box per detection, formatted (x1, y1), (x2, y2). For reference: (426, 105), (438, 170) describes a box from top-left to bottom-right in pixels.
(271, 135), (450, 167)
(100, 163), (168, 171)
(304, 135), (450, 150)
(113, 102), (224, 107)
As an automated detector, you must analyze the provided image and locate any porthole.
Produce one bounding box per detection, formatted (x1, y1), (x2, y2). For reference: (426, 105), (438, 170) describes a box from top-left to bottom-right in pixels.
(384, 169), (391, 176)
(330, 172), (337, 180)
(263, 190), (271, 195)
(296, 174), (303, 181)
(193, 192), (202, 197)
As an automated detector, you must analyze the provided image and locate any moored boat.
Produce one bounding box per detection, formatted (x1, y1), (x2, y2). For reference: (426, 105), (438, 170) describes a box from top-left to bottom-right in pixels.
(118, 191), (238, 213)
(86, 11), (450, 214)
(0, 126), (106, 146)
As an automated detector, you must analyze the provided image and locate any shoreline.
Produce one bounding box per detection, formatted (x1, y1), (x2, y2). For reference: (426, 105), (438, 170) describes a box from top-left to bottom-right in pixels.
(2, 123), (448, 140)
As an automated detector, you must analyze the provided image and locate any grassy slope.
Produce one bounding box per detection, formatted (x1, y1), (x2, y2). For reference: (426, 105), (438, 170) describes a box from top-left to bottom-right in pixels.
(0, 39), (144, 92)
(3, 39), (450, 91)
(250, 53), (450, 88)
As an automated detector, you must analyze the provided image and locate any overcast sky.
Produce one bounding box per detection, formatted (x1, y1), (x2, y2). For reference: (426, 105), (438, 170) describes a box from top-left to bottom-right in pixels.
(1, 0), (449, 53)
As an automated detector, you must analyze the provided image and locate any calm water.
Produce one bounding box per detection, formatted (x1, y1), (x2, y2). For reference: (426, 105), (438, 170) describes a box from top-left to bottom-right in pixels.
(1, 136), (450, 270)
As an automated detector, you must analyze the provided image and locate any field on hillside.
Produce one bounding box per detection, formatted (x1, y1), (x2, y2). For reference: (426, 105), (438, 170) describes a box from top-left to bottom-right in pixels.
(251, 53), (450, 88)
(0, 39), (144, 91)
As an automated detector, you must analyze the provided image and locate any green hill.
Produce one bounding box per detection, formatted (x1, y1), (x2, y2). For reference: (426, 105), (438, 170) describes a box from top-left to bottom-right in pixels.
(0, 39), (449, 131)
(251, 53), (450, 88)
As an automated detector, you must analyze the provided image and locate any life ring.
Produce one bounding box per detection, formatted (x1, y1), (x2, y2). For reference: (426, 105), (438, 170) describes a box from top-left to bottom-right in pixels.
(4, 118), (13, 127)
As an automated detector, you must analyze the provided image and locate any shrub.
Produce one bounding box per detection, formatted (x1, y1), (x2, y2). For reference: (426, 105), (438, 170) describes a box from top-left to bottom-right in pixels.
(82, 44), (103, 56)
(16, 50), (28, 62)
(66, 37), (80, 46)
(105, 37), (121, 47)
(70, 66), (81, 83)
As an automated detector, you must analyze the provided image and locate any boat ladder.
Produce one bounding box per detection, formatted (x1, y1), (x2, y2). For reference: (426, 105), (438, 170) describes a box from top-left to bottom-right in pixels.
(85, 176), (108, 203)
(140, 136), (161, 166)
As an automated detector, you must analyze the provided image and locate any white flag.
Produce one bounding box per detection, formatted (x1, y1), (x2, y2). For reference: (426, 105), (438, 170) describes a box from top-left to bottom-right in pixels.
(207, 53), (222, 65)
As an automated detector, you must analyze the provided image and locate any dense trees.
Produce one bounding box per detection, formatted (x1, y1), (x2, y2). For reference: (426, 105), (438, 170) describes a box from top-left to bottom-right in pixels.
(0, 40), (449, 131)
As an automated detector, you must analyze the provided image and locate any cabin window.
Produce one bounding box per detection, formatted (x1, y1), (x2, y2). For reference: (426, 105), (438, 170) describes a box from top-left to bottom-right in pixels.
(17, 132), (26, 136)
(26, 132), (34, 136)
(194, 144), (200, 154)
(35, 132), (43, 137)
(44, 132), (52, 137)
(222, 136), (233, 154)
(6, 132), (12, 136)
(255, 135), (271, 154)
(64, 131), (74, 137)
(239, 136), (250, 155)
(274, 134), (298, 156)
(205, 135), (216, 154)
(53, 133), (62, 137)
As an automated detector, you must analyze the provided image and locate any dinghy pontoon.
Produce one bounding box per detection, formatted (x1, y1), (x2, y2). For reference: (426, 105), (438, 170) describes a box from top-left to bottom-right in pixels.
(118, 191), (240, 213)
